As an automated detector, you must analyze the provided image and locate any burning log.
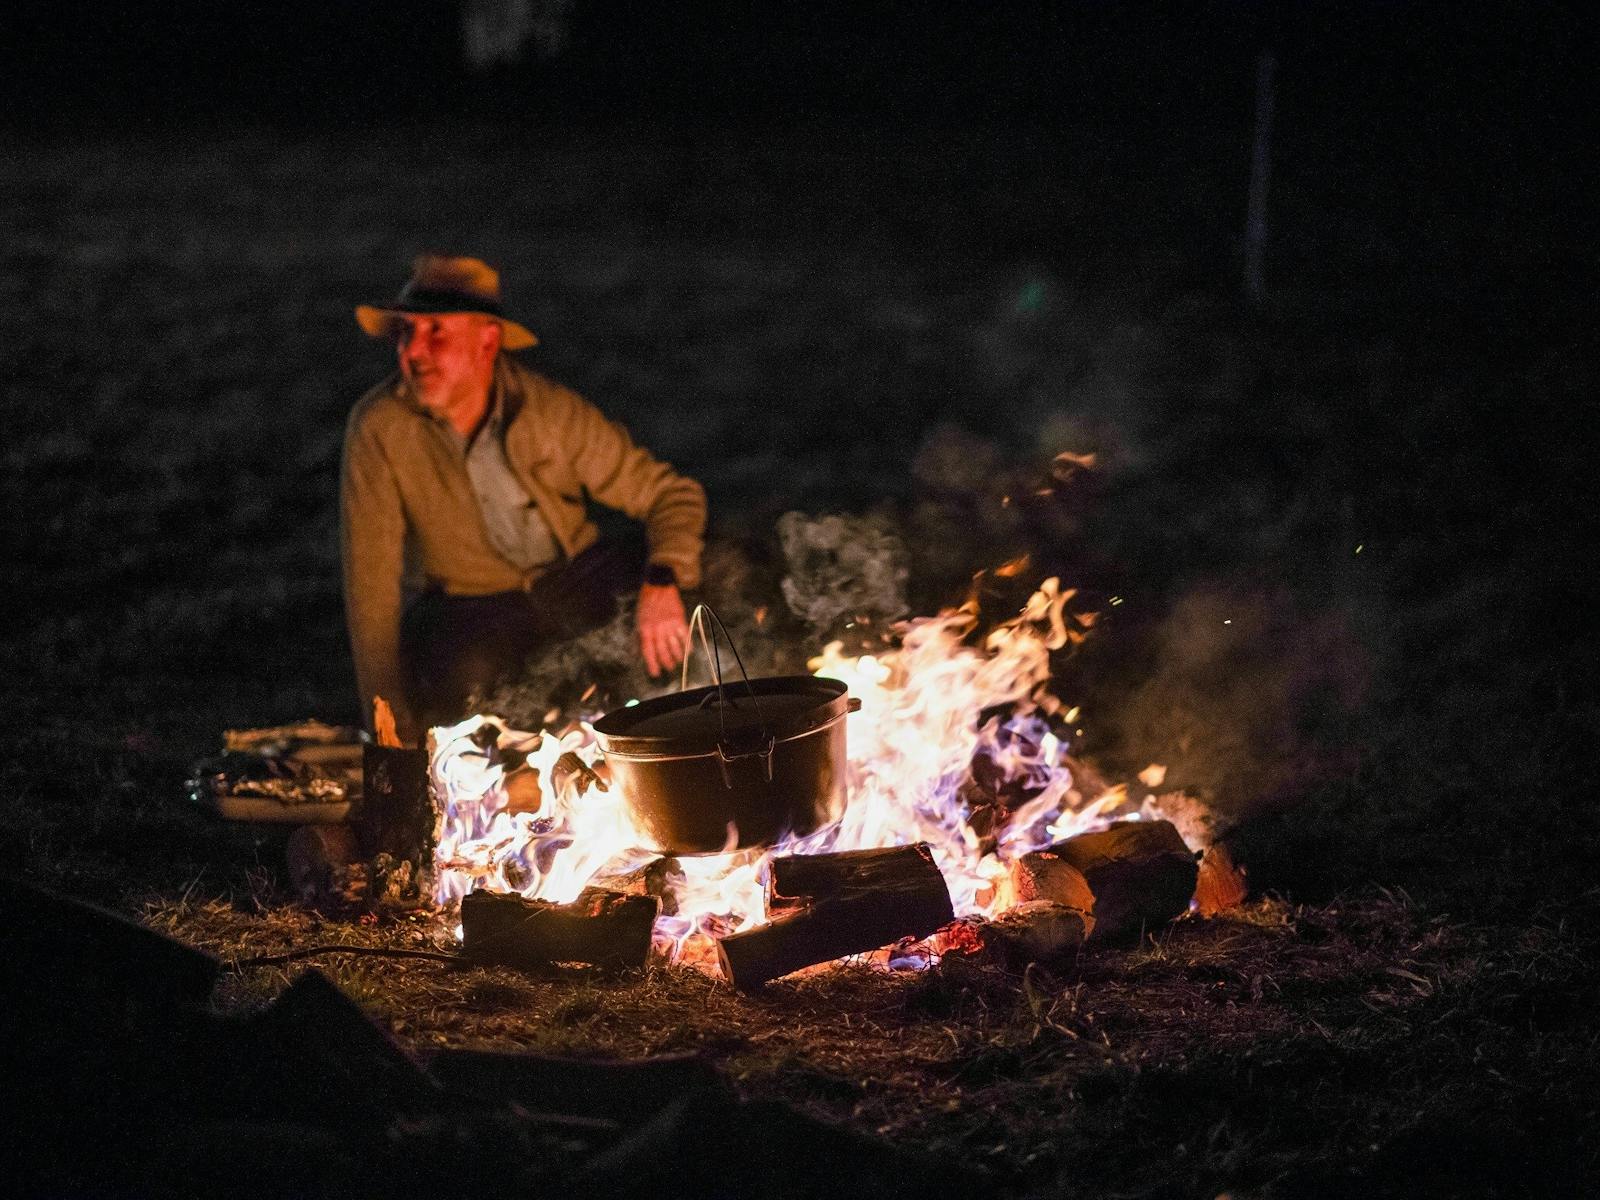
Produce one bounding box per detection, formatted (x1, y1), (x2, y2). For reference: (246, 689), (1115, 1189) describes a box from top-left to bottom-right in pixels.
(958, 727), (1051, 849)
(502, 765), (544, 815)
(1193, 843), (1249, 916)
(599, 856), (683, 916)
(1009, 851), (1096, 918)
(359, 743), (433, 864)
(717, 843), (954, 990)
(974, 900), (1092, 969)
(766, 842), (949, 912)
(498, 750), (608, 818)
(460, 887), (659, 972)
(1021, 819), (1198, 943)
(552, 749), (609, 798)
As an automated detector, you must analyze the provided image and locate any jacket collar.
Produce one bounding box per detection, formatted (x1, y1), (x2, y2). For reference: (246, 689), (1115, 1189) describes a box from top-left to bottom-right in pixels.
(493, 354), (527, 427)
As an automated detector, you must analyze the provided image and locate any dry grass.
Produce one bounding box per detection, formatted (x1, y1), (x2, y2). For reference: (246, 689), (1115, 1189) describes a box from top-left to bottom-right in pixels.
(132, 886), (1600, 1197)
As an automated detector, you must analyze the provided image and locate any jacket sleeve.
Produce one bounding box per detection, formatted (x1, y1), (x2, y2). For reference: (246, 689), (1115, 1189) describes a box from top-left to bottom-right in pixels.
(551, 384), (707, 589)
(340, 404), (412, 732)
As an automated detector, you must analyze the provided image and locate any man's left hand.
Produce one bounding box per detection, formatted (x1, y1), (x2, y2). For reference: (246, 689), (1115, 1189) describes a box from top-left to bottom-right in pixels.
(638, 582), (690, 677)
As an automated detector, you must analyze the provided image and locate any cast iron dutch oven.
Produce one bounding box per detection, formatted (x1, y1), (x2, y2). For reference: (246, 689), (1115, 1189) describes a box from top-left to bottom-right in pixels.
(591, 609), (858, 854)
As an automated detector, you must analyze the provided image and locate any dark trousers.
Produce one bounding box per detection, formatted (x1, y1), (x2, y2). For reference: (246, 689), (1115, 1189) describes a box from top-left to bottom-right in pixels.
(401, 540), (640, 728)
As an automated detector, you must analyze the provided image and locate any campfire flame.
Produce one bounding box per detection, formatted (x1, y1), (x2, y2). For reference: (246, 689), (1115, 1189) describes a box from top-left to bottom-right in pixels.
(431, 576), (1151, 967)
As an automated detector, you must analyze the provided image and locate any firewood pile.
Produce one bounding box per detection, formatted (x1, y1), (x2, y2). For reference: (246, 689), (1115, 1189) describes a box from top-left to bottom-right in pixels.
(3, 874), (987, 1198)
(455, 823), (1238, 987)
(203, 724), (1245, 984)
(704, 820), (1215, 986)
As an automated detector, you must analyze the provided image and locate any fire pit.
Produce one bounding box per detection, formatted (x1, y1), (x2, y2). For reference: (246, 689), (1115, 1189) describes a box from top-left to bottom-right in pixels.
(427, 577), (1234, 985)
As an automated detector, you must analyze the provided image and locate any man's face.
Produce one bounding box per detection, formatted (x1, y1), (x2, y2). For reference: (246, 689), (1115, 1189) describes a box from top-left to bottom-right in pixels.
(395, 312), (500, 413)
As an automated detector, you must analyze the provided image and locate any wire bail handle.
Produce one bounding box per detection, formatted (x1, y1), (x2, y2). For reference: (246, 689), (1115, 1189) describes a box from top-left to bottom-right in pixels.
(681, 604), (773, 788)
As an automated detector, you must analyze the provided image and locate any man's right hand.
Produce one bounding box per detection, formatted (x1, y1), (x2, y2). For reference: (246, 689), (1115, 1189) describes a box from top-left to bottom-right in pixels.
(638, 582), (690, 678)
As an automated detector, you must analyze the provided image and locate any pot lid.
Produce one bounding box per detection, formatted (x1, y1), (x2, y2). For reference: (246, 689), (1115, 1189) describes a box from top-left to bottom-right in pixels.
(592, 675), (849, 757)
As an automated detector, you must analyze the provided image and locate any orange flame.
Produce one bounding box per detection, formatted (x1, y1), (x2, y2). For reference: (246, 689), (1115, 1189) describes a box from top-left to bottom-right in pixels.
(430, 577), (1154, 968)
(373, 696), (404, 749)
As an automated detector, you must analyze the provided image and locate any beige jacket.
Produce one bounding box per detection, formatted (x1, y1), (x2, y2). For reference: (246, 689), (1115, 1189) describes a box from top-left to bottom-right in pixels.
(340, 355), (706, 727)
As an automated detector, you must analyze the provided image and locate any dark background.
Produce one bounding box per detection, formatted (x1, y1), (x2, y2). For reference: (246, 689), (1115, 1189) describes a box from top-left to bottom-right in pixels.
(9, 3), (1586, 129)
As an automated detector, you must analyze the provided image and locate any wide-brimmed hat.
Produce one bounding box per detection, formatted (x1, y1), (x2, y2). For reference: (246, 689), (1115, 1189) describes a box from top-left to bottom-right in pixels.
(355, 255), (538, 350)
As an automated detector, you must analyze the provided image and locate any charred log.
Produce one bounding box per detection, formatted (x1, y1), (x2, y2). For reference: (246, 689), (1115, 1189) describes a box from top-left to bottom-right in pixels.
(717, 843), (954, 990)
(1037, 819), (1198, 942)
(975, 900), (1092, 969)
(460, 887), (659, 972)
(359, 743), (433, 864)
(596, 856), (683, 917)
(767, 843), (947, 913)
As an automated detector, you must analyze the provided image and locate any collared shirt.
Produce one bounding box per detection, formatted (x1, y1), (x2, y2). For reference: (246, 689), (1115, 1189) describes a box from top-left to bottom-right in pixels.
(447, 388), (560, 574)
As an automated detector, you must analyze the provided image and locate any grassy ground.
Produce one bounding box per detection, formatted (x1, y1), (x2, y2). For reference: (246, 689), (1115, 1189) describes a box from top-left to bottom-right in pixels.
(3, 118), (1596, 1195)
(142, 886), (1598, 1198)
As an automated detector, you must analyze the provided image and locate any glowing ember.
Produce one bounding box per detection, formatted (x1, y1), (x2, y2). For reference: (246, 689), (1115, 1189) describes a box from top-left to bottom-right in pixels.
(430, 576), (1158, 969)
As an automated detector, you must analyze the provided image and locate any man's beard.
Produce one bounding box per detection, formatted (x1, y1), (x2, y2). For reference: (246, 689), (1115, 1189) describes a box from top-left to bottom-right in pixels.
(406, 369), (451, 410)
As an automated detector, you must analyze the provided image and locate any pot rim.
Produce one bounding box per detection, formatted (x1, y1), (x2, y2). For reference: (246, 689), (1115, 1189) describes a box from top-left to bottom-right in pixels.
(598, 709), (847, 764)
(591, 674), (849, 758)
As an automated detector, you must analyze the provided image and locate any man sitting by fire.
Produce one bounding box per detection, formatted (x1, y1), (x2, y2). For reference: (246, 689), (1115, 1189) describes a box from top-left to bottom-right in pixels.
(342, 255), (705, 744)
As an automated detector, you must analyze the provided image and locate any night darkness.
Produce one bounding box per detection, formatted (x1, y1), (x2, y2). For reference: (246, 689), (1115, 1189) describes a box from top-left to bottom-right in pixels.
(3, 3), (1596, 1197)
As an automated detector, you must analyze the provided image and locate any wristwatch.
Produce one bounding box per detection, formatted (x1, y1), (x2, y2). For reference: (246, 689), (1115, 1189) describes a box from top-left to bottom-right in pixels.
(643, 562), (677, 588)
